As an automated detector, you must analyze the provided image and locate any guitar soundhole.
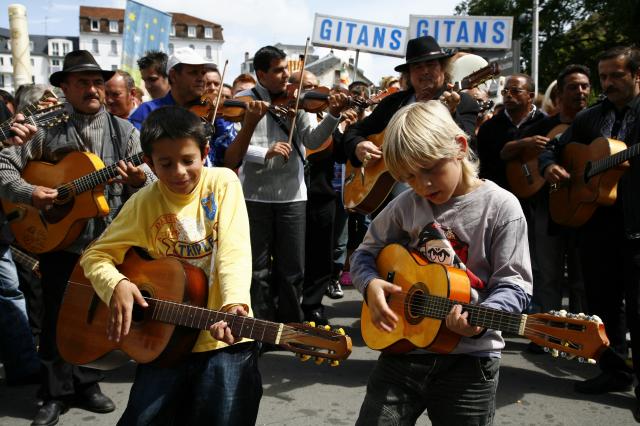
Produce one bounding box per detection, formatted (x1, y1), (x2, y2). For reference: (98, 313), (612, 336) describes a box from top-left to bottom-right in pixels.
(132, 289), (151, 323)
(43, 198), (75, 224)
(405, 283), (428, 325)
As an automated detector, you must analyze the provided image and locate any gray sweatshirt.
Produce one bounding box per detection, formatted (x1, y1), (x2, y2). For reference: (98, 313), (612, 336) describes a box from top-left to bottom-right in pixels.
(351, 179), (532, 357)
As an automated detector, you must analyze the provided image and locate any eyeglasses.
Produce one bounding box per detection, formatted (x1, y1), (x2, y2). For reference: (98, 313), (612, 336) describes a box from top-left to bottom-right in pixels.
(501, 87), (527, 96)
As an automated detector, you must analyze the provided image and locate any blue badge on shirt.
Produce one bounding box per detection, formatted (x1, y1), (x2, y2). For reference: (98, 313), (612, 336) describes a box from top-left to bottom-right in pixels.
(201, 194), (217, 220)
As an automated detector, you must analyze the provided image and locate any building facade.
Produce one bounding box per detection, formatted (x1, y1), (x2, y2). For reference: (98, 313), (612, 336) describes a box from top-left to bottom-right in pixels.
(0, 28), (78, 93)
(79, 6), (224, 72)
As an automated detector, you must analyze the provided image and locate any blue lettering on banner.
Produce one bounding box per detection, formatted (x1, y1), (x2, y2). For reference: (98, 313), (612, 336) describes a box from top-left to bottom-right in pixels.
(492, 21), (505, 44)
(373, 27), (386, 48)
(357, 26), (368, 46)
(346, 22), (357, 43)
(390, 29), (402, 50)
(336, 21), (342, 41)
(320, 19), (331, 40)
(416, 19), (428, 36)
(457, 21), (469, 43)
(434, 20), (439, 40)
(443, 20), (455, 42)
(474, 21), (487, 43)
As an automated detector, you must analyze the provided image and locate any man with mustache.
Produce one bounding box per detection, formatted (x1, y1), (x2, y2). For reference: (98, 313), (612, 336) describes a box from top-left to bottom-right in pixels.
(539, 47), (640, 423)
(342, 35), (480, 211)
(511, 65), (591, 354)
(0, 50), (150, 426)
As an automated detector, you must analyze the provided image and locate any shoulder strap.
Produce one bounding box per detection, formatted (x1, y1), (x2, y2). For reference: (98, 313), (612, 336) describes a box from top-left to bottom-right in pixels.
(108, 113), (125, 161)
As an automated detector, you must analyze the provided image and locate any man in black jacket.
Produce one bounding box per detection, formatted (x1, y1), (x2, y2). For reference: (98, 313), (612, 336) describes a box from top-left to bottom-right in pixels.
(539, 46), (640, 422)
(343, 36), (479, 179)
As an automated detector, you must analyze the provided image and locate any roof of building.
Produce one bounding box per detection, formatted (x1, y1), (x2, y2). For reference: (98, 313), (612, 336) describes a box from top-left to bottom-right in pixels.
(0, 27), (78, 56)
(305, 52), (373, 85)
(79, 6), (223, 40)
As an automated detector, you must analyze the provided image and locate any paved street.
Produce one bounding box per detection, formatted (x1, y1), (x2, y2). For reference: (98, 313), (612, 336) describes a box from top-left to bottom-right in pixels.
(1, 285), (637, 425)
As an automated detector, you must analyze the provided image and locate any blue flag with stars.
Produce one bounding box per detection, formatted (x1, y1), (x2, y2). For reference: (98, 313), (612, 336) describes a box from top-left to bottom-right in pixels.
(121, 0), (171, 87)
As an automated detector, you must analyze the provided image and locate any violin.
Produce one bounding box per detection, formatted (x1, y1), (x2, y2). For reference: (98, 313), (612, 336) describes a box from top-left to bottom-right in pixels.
(189, 90), (290, 123)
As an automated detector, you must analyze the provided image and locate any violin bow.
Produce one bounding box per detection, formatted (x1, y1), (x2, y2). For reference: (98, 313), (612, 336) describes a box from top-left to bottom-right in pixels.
(285, 37), (311, 155)
(210, 59), (229, 125)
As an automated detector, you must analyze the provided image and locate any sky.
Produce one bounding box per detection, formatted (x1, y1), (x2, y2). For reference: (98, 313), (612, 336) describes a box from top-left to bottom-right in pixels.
(0, 0), (463, 85)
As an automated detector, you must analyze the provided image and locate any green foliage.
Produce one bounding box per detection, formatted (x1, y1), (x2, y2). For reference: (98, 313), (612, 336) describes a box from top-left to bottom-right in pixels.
(454, 0), (640, 94)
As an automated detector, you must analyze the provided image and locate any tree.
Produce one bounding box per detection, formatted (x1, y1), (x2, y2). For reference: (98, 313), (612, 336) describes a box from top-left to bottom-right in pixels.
(455, 0), (640, 93)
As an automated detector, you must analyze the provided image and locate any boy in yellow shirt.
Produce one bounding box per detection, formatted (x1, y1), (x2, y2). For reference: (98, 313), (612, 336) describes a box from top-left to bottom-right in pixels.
(80, 106), (262, 425)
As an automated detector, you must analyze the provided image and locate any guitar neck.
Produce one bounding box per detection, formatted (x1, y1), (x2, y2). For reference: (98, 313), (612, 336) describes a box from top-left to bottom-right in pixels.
(146, 297), (285, 345)
(589, 143), (640, 178)
(417, 293), (526, 335)
(68, 152), (144, 195)
(10, 246), (39, 272)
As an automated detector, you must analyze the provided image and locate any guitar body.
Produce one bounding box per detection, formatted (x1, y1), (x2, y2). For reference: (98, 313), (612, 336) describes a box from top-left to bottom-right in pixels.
(2, 151), (110, 253)
(361, 244), (470, 353)
(549, 137), (629, 227)
(506, 123), (569, 199)
(343, 131), (395, 214)
(57, 249), (208, 369)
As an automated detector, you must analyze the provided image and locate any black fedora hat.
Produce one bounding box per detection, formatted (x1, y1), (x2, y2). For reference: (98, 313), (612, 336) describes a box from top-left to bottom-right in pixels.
(394, 36), (454, 72)
(50, 50), (115, 87)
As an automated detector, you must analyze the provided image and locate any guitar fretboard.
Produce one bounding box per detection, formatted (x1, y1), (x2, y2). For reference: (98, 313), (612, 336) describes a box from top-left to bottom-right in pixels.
(588, 143), (640, 179)
(59, 152), (145, 198)
(146, 297), (284, 344)
(10, 246), (39, 272)
(409, 293), (526, 335)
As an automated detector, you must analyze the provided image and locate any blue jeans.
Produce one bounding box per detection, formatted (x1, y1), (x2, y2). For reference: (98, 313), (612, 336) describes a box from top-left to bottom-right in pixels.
(356, 353), (499, 426)
(0, 245), (40, 383)
(118, 342), (262, 426)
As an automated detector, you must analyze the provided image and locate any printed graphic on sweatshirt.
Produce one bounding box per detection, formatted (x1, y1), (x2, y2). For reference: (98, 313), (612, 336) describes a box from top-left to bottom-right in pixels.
(201, 193), (217, 221)
(417, 222), (485, 289)
(151, 213), (217, 265)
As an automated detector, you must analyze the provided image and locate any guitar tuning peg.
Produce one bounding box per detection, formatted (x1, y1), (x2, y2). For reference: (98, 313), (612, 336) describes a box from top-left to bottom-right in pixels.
(591, 315), (603, 324)
(577, 312), (586, 319)
(558, 309), (567, 317)
(560, 351), (567, 358)
(299, 354), (311, 362)
(314, 356), (325, 365)
(587, 358), (597, 364)
(549, 310), (557, 315)
(330, 360), (340, 367)
(322, 324), (331, 331)
(336, 328), (345, 335)
(551, 348), (559, 358)
(578, 357), (586, 363)
(307, 321), (316, 328)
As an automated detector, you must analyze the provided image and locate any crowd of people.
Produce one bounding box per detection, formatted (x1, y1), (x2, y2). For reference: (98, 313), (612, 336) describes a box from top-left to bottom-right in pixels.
(1, 31), (640, 426)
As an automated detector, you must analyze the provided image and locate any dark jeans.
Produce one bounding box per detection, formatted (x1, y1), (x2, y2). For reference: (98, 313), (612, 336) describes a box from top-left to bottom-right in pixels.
(624, 238), (640, 386)
(39, 251), (103, 399)
(118, 342), (262, 426)
(246, 200), (306, 323)
(356, 353), (499, 426)
(302, 196), (335, 311)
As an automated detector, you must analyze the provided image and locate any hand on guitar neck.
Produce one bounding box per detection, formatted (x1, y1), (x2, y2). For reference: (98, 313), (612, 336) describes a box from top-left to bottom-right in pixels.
(437, 83), (461, 114)
(5, 113), (38, 147)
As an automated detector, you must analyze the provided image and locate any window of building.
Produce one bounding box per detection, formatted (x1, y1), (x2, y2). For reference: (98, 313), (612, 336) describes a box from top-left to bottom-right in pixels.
(63, 42), (69, 55)
(168, 43), (174, 55)
(189, 44), (195, 50)
(92, 39), (99, 54)
(188, 26), (196, 38)
(204, 27), (213, 38)
(110, 40), (118, 55)
(52, 59), (60, 66)
(0, 57), (3, 66)
(205, 45), (212, 59)
(0, 74), (4, 87)
(170, 25), (176, 36)
(29, 41), (34, 52)
(91, 19), (99, 31)
(112, 65), (118, 71)
(109, 20), (118, 32)
(30, 58), (34, 66)
(52, 42), (59, 56)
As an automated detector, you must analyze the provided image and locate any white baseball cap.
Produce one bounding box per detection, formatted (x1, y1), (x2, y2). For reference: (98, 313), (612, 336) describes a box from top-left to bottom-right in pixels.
(166, 47), (217, 73)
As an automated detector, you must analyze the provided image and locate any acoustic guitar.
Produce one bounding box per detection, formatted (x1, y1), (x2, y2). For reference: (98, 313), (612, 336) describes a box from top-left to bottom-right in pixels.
(57, 249), (352, 370)
(361, 244), (609, 362)
(0, 103), (67, 144)
(506, 123), (568, 199)
(343, 62), (501, 214)
(2, 151), (144, 254)
(549, 137), (640, 227)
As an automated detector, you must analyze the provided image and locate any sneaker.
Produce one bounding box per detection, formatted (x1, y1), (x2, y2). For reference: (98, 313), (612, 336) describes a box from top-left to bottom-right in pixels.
(326, 280), (344, 299)
(339, 271), (352, 286)
(574, 371), (633, 394)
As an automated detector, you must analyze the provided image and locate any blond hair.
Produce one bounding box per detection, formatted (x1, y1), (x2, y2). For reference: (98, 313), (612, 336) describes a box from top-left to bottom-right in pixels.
(383, 101), (479, 181)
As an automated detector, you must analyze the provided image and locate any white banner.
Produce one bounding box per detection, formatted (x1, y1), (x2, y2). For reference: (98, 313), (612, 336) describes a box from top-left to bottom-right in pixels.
(312, 14), (408, 58)
(409, 15), (513, 50)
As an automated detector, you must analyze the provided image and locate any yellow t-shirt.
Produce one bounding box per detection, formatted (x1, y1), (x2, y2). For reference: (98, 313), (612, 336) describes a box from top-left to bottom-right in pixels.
(80, 166), (252, 353)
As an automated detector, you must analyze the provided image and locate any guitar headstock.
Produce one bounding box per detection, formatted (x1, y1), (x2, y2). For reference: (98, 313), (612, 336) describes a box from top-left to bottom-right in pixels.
(28, 106), (68, 130)
(279, 322), (352, 366)
(457, 61), (501, 91)
(526, 310), (610, 363)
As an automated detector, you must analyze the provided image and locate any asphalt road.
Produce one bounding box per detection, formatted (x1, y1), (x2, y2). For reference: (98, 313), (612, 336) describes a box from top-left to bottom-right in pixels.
(1, 285), (637, 425)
